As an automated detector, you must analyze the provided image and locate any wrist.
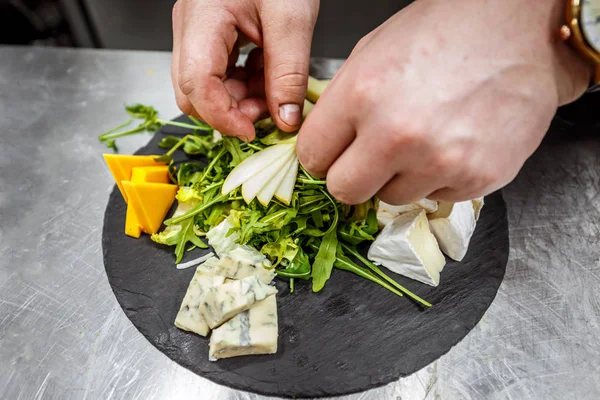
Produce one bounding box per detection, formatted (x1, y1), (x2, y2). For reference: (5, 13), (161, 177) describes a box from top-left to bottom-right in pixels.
(550, 0), (596, 105)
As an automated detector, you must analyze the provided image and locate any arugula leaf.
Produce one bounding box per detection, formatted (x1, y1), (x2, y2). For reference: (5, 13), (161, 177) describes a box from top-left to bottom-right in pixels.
(310, 190), (339, 292)
(277, 248), (311, 280)
(222, 136), (252, 166)
(310, 228), (338, 292)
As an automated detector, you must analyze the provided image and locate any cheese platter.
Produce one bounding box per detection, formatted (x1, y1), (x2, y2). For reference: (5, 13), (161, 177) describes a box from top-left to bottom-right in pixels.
(101, 113), (509, 397)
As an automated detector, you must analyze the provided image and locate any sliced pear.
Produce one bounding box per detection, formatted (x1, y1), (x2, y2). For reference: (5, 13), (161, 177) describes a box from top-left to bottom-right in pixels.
(303, 99), (315, 119)
(257, 153), (296, 206)
(241, 147), (295, 204)
(306, 76), (329, 103)
(274, 154), (299, 205)
(222, 143), (294, 195)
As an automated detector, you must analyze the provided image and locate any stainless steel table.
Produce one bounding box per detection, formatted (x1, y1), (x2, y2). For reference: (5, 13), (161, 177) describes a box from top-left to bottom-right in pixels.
(1, 46), (599, 400)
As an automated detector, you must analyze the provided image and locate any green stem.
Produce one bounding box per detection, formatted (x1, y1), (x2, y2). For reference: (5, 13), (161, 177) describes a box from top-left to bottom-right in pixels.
(342, 243), (432, 307)
(200, 181), (224, 193)
(98, 126), (146, 141)
(157, 119), (212, 131)
(334, 256), (405, 298)
(246, 143), (264, 151)
(299, 165), (316, 180)
(297, 179), (327, 185)
(188, 115), (210, 127)
(290, 278), (295, 293)
(165, 193), (229, 225)
(165, 134), (194, 156)
(98, 119), (133, 140)
(199, 148), (227, 182)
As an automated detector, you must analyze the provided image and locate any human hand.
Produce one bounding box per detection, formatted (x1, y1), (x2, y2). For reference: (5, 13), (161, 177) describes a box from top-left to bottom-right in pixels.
(171, 0), (319, 141)
(297, 0), (592, 205)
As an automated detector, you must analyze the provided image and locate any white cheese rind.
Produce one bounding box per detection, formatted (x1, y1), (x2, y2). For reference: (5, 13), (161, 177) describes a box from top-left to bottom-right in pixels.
(175, 271), (226, 337)
(428, 201), (476, 261)
(368, 209), (446, 286)
(209, 294), (278, 361)
(472, 197), (484, 221)
(199, 274), (278, 329)
(377, 198), (438, 227)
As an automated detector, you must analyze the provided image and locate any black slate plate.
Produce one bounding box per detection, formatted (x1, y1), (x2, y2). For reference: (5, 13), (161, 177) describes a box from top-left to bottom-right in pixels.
(102, 116), (509, 398)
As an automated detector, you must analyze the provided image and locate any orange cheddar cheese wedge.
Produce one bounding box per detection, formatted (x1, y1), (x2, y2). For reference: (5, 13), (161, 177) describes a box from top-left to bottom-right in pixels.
(125, 204), (142, 238)
(103, 154), (166, 203)
(122, 181), (178, 235)
(131, 165), (171, 184)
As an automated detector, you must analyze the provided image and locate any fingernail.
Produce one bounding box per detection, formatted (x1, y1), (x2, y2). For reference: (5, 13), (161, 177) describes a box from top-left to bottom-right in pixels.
(240, 135), (250, 142)
(279, 104), (301, 126)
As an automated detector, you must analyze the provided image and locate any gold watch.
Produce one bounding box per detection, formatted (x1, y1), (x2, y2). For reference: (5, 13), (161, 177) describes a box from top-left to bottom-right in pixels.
(561, 0), (600, 92)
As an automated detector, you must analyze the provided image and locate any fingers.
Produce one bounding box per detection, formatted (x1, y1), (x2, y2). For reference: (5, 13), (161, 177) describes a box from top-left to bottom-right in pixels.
(261, 0), (319, 131)
(239, 97), (270, 121)
(324, 136), (396, 204)
(177, 1), (255, 140)
(172, 1), (196, 117)
(296, 78), (355, 178)
(376, 174), (442, 206)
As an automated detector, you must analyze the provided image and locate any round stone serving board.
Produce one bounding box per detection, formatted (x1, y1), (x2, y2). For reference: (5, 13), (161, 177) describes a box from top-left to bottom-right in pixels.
(102, 116), (509, 398)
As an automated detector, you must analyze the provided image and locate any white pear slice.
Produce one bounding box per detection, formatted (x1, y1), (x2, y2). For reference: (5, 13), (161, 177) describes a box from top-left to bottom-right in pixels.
(257, 153), (296, 206)
(222, 143), (294, 195)
(274, 154), (299, 205)
(303, 99), (315, 119)
(241, 147), (295, 203)
(306, 76), (330, 103)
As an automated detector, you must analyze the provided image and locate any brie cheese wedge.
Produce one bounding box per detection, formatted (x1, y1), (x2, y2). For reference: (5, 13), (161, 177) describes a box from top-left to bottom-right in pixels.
(472, 197), (484, 221)
(175, 269), (226, 337)
(209, 294), (278, 361)
(428, 201), (476, 261)
(368, 209), (446, 286)
(377, 198), (438, 227)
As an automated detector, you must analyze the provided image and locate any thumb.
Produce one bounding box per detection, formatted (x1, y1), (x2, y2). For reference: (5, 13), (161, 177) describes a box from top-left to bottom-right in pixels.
(261, 0), (319, 132)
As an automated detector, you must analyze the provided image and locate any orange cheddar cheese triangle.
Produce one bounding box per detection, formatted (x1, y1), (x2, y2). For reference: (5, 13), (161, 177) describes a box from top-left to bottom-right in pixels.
(122, 181), (178, 235)
(131, 165), (171, 184)
(125, 204), (142, 238)
(103, 154), (166, 203)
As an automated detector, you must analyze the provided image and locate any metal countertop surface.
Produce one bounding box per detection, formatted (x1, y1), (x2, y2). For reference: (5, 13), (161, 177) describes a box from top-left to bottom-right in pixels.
(1, 46), (599, 400)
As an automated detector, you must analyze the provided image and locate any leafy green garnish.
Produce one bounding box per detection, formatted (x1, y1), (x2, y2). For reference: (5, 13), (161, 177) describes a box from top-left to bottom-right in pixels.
(99, 104), (213, 152)
(116, 103), (433, 306)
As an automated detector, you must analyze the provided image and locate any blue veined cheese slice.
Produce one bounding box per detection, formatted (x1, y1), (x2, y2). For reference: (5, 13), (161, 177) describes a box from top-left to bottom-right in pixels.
(209, 294), (278, 361)
(198, 246), (275, 283)
(175, 269), (226, 337)
(199, 274), (278, 329)
(206, 218), (241, 257)
(368, 209), (446, 286)
(427, 200), (478, 262)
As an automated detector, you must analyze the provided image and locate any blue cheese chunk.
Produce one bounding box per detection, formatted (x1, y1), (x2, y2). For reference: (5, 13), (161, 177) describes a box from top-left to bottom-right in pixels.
(175, 269), (226, 337)
(209, 294), (278, 361)
(198, 246), (275, 283)
(199, 274), (278, 329)
(206, 218), (240, 257)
